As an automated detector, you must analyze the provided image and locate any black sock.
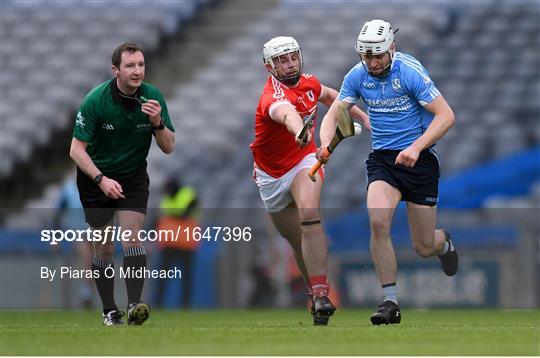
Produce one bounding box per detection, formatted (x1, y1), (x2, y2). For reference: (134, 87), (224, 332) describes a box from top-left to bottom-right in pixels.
(91, 256), (117, 314)
(123, 245), (147, 304)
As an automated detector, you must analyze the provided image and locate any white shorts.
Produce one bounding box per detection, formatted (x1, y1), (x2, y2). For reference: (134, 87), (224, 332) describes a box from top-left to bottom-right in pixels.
(254, 153), (321, 213)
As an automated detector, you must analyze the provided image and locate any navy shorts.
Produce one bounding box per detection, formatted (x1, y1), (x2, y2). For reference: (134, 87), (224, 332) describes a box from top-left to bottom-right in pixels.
(77, 162), (149, 227)
(365, 149), (440, 206)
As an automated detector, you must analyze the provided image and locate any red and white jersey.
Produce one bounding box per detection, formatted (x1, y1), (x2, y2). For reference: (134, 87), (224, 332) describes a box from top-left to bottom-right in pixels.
(250, 74), (322, 178)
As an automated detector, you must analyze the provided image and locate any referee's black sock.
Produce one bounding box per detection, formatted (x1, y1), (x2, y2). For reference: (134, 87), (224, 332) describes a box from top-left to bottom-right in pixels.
(123, 245), (147, 304)
(91, 256), (117, 314)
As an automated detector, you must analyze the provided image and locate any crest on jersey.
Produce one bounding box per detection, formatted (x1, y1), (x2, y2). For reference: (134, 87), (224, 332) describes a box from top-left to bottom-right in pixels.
(306, 90), (315, 102)
(392, 78), (401, 90)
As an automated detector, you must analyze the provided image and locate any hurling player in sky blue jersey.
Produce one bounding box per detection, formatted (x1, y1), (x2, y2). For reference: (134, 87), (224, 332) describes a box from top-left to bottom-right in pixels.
(317, 19), (459, 325)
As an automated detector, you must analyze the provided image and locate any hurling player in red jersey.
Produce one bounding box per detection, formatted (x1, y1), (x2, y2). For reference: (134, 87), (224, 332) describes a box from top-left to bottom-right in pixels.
(250, 36), (369, 325)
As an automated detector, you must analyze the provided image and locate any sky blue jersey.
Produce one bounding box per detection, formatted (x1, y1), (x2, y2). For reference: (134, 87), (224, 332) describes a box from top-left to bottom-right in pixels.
(338, 52), (441, 150)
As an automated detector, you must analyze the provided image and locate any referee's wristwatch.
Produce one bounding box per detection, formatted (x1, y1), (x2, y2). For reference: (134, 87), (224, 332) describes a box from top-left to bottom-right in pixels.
(152, 118), (165, 131)
(94, 173), (104, 184)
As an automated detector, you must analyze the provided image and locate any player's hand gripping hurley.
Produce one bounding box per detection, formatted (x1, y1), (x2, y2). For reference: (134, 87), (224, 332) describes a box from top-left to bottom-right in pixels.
(309, 105), (359, 182)
(296, 107), (317, 146)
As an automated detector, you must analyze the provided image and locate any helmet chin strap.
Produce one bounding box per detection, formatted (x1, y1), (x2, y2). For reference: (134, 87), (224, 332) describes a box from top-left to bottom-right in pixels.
(370, 63), (391, 78)
(365, 49), (395, 78)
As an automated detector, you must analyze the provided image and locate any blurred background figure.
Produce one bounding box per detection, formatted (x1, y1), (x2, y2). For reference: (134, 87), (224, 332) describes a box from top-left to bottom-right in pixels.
(247, 244), (276, 308)
(52, 168), (93, 309)
(154, 177), (200, 309)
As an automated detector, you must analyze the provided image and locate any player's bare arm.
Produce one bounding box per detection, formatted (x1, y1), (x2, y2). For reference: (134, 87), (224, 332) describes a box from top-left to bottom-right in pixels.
(395, 95), (455, 167)
(319, 85), (338, 107)
(141, 99), (175, 154)
(317, 99), (353, 154)
(69, 138), (125, 199)
(270, 102), (310, 147)
(320, 85), (370, 131)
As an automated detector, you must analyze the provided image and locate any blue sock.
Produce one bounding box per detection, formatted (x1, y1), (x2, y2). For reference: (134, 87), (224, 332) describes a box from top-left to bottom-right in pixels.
(382, 283), (398, 304)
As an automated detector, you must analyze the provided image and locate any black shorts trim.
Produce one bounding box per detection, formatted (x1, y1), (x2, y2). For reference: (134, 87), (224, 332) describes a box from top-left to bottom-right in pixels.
(77, 162), (149, 227)
(365, 149), (440, 206)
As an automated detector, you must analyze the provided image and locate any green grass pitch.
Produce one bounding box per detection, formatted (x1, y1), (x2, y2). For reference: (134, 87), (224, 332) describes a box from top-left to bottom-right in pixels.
(1, 309), (538, 355)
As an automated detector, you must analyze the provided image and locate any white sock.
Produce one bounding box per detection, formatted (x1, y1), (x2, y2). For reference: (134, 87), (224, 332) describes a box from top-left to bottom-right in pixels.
(382, 283), (398, 305)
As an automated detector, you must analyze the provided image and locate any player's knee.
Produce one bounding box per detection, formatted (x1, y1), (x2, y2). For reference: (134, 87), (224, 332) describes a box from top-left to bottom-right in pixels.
(370, 217), (391, 237)
(299, 209), (321, 230)
(298, 208), (320, 223)
(119, 224), (144, 244)
(118, 215), (145, 237)
(413, 242), (434, 258)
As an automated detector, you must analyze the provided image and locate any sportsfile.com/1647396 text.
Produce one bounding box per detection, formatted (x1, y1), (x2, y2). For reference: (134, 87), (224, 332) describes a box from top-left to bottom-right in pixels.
(40, 226), (252, 245)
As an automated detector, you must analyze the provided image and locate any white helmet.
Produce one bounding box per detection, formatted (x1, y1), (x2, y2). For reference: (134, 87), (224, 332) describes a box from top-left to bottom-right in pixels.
(263, 36), (303, 85)
(355, 19), (396, 77)
(355, 19), (395, 55)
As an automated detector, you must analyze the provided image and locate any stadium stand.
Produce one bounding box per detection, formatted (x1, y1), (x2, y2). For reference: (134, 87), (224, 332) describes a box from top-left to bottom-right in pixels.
(0, 0), (214, 211)
(3, 1), (538, 216)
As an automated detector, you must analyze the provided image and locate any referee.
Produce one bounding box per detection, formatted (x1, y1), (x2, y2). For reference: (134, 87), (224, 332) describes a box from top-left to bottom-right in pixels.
(69, 42), (175, 326)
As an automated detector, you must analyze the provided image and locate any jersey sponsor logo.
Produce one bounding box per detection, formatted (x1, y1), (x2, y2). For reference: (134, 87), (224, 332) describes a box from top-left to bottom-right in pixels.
(365, 94), (409, 108)
(392, 78), (401, 90)
(102, 123), (115, 130)
(365, 94), (412, 113)
(363, 82), (376, 89)
(137, 123), (151, 129)
(75, 112), (85, 127)
(370, 103), (413, 113)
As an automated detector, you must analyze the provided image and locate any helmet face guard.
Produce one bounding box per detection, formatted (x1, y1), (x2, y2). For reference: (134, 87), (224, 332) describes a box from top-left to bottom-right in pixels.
(359, 50), (395, 78)
(263, 36), (303, 86)
(355, 19), (397, 77)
